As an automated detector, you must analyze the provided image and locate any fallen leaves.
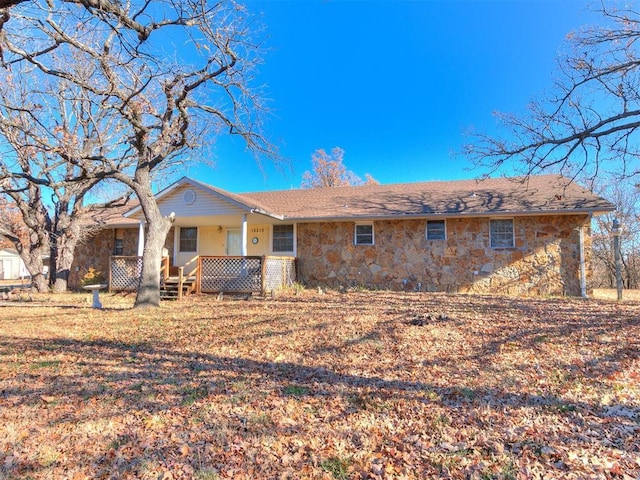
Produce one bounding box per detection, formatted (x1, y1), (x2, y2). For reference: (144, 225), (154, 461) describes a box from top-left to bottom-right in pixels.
(0, 290), (638, 479)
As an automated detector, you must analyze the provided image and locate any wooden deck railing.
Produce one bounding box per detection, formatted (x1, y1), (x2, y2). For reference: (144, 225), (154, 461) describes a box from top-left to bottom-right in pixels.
(109, 255), (296, 296)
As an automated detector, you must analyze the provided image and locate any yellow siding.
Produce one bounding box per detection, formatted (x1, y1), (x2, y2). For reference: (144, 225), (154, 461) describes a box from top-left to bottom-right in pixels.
(172, 225), (272, 274)
(199, 226), (225, 255)
(247, 225), (270, 255)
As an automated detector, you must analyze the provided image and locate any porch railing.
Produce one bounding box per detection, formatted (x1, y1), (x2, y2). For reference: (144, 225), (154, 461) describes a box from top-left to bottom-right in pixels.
(109, 255), (297, 296)
(262, 256), (297, 294)
(198, 255), (297, 295)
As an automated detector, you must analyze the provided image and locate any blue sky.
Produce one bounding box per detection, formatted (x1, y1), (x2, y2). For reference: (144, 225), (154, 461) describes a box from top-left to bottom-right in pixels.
(188, 0), (599, 193)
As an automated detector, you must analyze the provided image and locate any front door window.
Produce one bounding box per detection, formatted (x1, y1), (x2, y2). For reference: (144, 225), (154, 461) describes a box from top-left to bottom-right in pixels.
(226, 229), (242, 256)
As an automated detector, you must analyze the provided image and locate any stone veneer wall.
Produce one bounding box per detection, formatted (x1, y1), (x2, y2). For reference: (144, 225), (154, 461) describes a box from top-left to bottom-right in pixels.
(69, 227), (176, 289)
(69, 228), (138, 288)
(296, 215), (592, 296)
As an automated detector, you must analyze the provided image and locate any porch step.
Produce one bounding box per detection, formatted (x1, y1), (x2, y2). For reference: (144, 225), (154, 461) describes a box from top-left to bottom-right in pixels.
(160, 277), (196, 300)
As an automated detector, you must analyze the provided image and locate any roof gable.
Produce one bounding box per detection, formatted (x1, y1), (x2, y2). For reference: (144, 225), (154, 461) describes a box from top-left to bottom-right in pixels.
(125, 177), (282, 220)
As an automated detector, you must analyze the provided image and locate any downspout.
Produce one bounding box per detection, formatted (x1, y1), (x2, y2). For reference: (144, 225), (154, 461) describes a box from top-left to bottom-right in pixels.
(578, 213), (591, 298)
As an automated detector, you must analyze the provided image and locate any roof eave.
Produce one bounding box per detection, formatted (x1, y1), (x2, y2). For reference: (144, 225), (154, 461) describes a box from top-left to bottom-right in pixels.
(281, 206), (616, 223)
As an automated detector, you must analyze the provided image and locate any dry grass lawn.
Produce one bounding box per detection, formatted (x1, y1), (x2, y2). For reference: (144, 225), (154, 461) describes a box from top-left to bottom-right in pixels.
(593, 288), (640, 302)
(0, 290), (638, 479)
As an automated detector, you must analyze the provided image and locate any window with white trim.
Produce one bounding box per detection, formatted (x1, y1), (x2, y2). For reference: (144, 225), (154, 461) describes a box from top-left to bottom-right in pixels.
(490, 219), (514, 248)
(355, 223), (374, 245)
(273, 224), (294, 252)
(179, 227), (198, 253)
(426, 220), (446, 240)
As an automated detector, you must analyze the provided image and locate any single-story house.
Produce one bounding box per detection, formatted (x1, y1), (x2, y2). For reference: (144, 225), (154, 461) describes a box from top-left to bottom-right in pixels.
(70, 174), (615, 297)
(0, 248), (29, 280)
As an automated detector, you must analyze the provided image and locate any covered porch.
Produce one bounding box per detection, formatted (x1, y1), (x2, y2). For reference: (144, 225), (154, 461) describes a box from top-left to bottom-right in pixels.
(114, 178), (298, 297)
(109, 254), (297, 298)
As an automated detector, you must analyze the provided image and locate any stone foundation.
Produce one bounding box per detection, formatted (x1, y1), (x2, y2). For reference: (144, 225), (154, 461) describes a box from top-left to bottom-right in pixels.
(296, 215), (592, 296)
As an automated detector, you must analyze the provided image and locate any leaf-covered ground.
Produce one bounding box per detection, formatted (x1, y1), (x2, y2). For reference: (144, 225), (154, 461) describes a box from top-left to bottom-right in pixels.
(0, 290), (638, 479)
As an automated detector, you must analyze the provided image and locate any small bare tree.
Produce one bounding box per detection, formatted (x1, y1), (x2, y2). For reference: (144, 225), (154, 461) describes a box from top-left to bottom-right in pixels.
(0, 183), (50, 291)
(465, 2), (640, 184)
(302, 147), (378, 188)
(0, 197), (26, 249)
(0, 0), (276, 307)
(0, 192), (51, 291)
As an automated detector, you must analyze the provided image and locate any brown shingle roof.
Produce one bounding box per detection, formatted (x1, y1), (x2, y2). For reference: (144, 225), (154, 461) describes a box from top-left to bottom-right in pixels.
(90, 201), (141, 227)
(241, 175), (614, 220)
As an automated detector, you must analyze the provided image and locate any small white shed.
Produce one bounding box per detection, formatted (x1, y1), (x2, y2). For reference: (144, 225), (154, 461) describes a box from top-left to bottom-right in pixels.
(0, 249), (28, 280)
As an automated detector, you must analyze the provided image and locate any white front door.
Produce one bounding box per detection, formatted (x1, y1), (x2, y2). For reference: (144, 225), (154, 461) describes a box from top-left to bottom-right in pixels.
(226, 229), (242, 256)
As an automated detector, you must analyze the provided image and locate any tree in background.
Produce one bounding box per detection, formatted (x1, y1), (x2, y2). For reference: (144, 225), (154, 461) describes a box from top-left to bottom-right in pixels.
(465, 3), (640, 184)
(591, 181), (640, 290)
(0, 196), (28, 250)
(0, 188), (50, 291)
(302, 147), (378, 188)
(0, 0), (276, 307)
(464, 2), (640, 292)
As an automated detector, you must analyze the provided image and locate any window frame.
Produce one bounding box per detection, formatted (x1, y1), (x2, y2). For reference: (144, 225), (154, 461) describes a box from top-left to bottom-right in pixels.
(179, 227), (198, 253)
(426, 219), (446, 241)
(272, 224), (294, 253)
(490, 219), (515, 249)
(354, 223), (374, 246)
(113, 238), (124, 256)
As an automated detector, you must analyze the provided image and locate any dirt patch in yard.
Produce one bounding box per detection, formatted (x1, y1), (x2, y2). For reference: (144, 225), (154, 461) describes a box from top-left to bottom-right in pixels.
(0, 290), (638, 479)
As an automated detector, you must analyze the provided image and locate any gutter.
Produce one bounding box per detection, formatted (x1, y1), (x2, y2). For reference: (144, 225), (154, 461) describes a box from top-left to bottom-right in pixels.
(281, 207), (616, 223)
(250, 208), (284, 221)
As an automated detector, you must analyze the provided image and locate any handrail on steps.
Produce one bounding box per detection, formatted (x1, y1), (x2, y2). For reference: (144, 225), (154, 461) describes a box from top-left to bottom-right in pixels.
(176, 263), (199, 300)
(161, 256), (170, 283)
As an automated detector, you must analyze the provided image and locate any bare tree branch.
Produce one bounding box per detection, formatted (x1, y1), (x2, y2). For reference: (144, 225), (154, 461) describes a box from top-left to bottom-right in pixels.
(0, 0), (278, 306)
(465, 1), (640, 183)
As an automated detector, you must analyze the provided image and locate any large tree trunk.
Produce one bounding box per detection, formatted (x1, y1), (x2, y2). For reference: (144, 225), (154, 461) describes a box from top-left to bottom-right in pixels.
(133, 174), (173, 308)
(50, 211), (82, 293)
(135, 219), (171, 307)
(19, 232), (49, 292)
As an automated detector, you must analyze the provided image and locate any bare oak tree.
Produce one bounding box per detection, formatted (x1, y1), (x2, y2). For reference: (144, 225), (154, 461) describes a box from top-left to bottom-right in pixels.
(465, 2), (640, 184)
(0, 0), (275, 307)
(302, 147), (378, 188)
(0, 63), (131, 292)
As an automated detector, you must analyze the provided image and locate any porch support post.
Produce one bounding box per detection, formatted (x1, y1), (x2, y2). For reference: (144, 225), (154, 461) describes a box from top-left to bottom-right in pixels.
(579, 224), (587, 298)
(137, 221), (145, 257)
(241, 214), (248, 256)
